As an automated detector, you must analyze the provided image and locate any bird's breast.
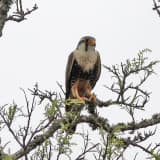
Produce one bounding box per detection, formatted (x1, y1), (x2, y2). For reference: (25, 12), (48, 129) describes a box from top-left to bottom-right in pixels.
(74, 51), (97, 72)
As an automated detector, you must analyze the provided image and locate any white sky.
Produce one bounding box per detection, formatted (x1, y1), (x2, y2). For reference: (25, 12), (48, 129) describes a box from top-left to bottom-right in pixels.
(0, 0), (160, 159)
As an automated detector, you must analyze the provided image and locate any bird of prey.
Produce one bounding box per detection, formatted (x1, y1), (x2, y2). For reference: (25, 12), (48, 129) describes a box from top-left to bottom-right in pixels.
(65, 36), (101, 112)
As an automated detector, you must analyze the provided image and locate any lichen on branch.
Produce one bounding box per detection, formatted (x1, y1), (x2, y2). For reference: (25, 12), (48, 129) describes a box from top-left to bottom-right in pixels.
(0, 50), (159, 160)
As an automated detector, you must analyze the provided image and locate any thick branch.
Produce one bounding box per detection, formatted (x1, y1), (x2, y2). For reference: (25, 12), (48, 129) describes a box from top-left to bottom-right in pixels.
(11, 115), (109, 159)
(6, 3), (38, 22)
(11, 112), (160, 159)
(0, 0), (37, 37)
(0, 0), (13, 36)
(112, 113), (160, 132)
(12, 118), (62, 159)
(0, 52), (158, 160)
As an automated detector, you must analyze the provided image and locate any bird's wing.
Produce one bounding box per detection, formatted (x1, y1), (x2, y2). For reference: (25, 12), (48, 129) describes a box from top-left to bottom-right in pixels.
(65, 52), (75, 99)
(90, 51), (101, 88)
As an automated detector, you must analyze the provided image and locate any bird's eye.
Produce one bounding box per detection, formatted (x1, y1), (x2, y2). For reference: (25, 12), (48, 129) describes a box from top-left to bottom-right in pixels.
(81, 40), (85, 43)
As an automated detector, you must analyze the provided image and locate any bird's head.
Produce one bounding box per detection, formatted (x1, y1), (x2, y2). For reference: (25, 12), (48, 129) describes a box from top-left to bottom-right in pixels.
(76, 36), (96, 52)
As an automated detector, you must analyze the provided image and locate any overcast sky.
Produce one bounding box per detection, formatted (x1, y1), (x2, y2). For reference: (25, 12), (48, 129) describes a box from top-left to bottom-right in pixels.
(0, 0), (160, 159)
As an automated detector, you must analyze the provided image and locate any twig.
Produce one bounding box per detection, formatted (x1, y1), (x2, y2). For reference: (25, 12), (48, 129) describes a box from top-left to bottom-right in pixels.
(153, 0), (160, 17)
(56, 81), (65, 95)
(6, 1), (38, 22)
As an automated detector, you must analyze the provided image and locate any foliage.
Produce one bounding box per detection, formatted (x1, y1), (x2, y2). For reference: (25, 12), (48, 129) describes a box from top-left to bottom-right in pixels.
(0, 50), (159, 160)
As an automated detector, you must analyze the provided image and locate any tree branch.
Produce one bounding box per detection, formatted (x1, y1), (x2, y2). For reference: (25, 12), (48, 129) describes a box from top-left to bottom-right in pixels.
(0, 51), (159, 159)
(6, 2), (38, 22)
(153, 0), (160, 17)
(112, 113), (160, 132)
(0, 0), (13, 36)
(8, 112), (160, 159)
(0, 0), (37, 37)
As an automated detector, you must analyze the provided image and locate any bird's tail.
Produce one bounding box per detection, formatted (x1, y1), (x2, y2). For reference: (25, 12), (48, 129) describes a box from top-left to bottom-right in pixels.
(65, 102), (78, 134)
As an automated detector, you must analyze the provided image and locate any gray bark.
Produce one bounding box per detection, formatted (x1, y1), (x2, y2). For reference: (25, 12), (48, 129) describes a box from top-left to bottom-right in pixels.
(0, 0), (12, 36)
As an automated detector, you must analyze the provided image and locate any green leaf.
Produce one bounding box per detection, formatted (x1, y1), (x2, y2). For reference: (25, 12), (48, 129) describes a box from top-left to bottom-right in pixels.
(2, 154), (14, 160)
(65, 99), (85, 106)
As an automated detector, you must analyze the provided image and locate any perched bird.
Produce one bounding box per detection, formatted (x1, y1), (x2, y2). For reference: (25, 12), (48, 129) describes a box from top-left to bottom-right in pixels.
(65, 36), (101, 112)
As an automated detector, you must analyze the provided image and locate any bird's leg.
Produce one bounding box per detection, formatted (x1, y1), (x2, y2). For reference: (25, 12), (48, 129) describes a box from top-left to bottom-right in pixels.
(71, 80), (87, 102)
(87, 91), (96, 102)
(86, 84), (97, 102)
(71, 81), (78, 98)
(89, 93), (97, 102)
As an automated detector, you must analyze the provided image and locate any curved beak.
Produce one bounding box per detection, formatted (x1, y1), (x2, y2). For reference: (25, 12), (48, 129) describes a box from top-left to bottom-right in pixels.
(88, 39), (96, 47)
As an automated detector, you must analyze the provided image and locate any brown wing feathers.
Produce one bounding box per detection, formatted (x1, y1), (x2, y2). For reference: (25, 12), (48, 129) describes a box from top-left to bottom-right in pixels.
(90, 52), (101, 89)
(65, 52), (75, 99)
(65, 51), (101, 99)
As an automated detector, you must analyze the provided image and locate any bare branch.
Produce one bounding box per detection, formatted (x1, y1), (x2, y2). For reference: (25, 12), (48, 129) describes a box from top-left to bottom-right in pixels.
(153, 0), (160, 17)
(75, 132), (99, 160)
(0, 51), (159, 160)
(0, 0), (13, 36)
(6, 1), (38, 22)
(0, 0), (38, 37)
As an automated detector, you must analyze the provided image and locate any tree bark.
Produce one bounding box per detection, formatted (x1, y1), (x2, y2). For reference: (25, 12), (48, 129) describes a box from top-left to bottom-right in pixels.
(0, 0), (12, 36)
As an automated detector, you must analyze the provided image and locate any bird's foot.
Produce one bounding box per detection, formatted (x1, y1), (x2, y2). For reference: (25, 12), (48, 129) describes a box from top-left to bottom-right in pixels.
(89, 93), (96, 102)
(78, 96), (88, 102)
